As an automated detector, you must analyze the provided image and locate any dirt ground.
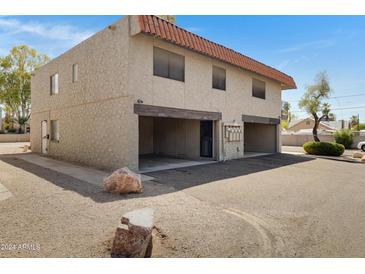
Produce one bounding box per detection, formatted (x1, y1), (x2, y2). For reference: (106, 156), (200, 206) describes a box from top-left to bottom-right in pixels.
(1, 143), (365, 257)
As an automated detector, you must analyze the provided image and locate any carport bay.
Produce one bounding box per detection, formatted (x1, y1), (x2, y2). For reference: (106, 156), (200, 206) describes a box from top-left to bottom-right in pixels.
(242, 114), (281, 155)
(135, 104), (281, 172)
(135, 104), (221, 172)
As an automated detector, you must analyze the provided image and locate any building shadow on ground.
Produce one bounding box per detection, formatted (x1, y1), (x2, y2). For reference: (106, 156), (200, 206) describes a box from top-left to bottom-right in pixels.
(0, 153), (314, 203)
(145, 153), (315, 190)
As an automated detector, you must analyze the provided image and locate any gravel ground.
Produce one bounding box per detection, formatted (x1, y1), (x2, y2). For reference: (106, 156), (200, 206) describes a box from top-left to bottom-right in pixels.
(1, 144), (365, 257)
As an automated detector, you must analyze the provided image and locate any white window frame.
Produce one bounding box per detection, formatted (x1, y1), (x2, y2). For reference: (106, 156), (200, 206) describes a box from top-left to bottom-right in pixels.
(50, 73), (59, 95)
(72, 64), (78, 83)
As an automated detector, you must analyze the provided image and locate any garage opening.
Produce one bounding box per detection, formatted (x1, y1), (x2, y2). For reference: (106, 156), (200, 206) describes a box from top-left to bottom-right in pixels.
(135, 104), (221, 173)
(243, 115), (279, 158)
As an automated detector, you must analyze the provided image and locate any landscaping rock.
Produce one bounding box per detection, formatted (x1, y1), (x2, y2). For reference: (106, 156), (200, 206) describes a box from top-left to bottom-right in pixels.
(353, 152), (363, 159)
(23, 145), (29, 152)
(111, 208), (154, 258)
(103, 167), (142, 194)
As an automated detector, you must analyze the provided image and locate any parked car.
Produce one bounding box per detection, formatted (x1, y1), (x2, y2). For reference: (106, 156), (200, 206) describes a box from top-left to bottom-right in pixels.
(357, 141), (365, 151)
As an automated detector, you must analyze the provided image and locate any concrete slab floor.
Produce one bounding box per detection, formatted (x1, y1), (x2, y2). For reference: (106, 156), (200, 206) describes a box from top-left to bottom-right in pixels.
(0, 183), (12, 202)
(243, 152), (274, 158)
(139, 154), (216, 173)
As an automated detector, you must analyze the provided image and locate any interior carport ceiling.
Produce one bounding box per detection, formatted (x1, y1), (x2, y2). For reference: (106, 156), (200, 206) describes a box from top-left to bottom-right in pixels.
(242, 114), (280, 125)
(134, 104), (222, 120)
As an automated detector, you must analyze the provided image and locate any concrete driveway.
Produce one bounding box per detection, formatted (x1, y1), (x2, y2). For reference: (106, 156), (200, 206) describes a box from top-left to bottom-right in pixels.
(0, 143), (365, 257)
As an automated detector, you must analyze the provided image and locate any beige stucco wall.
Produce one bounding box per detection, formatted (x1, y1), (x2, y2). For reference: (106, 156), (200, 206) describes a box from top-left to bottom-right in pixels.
(244, 123), (277, 153)
(31, 15), (286, 170)
(0, 133), (30, 143)
(31, 16), (139, 170)
(139, 116), (201, 159)
(127, 32), (283, 160)
(153, 117), (200, 159)
(139, 116), (154, 155)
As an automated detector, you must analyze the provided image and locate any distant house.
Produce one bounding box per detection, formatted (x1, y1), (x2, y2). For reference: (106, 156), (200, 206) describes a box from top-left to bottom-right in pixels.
(287, 117), (337, 134)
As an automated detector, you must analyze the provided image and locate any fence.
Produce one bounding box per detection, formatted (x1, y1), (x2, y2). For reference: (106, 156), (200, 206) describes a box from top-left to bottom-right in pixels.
(282, 132), (365, 148)
(0, 133), (30, 143)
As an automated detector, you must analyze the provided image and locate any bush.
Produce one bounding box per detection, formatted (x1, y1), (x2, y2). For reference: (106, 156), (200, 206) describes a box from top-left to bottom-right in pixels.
(7, 128), (17, 133)
(303, 141), (345, 156)
(334, 129), (353, 149)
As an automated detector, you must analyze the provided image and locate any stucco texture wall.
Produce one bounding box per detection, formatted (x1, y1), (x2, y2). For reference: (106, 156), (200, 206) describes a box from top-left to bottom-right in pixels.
(139, 116), (200, 159)
(244, 123), (277, 153)
(127, 33), (282, 160)
(31, 17), (138, 170)
(31, 15), (285, 170)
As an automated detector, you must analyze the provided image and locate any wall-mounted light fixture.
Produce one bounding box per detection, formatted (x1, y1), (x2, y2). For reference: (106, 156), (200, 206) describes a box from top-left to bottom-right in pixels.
(108, 25), (117, 31)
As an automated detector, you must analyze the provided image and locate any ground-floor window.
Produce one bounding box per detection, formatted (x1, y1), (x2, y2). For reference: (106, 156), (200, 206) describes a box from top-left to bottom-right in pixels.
(50, 120), (59, 142)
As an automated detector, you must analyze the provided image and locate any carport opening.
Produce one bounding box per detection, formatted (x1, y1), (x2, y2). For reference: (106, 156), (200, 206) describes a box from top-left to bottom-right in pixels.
(138, 116), (217, 173)
(244, 122), (277, 157)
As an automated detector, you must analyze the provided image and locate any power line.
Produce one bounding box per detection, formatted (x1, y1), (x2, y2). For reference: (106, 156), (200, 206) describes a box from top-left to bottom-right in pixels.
(285, 92), (365, 103)
(291, 106), (365, 113)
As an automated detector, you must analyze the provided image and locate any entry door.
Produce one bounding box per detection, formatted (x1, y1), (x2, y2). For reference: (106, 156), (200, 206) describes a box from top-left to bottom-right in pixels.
(41, 120), (48, 154)
(200, 121), (213, 157)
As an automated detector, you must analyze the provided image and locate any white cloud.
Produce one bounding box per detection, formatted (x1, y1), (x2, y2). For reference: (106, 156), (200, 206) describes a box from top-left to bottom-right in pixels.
(276, 56), (308, 70)
(184, 26), (204, 33)
(0, 18), (94, 45)
(278, 39), (335, 53)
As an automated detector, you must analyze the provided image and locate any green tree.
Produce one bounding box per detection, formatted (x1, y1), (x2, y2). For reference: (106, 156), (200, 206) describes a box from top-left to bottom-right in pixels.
(350, 115), (359, 130)
(280, 120), (289, 130)
(281, 101), (296, 125)
(0, 45), (49, 133)
(299, 72), (331, 142)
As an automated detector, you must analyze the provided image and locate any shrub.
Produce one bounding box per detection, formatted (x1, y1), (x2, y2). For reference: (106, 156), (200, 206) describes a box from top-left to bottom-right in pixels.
(0, 130), (4, 134)
(7, 128), (17, 133)
(303, 141), (345, 156)
(333, 129), (353, 149)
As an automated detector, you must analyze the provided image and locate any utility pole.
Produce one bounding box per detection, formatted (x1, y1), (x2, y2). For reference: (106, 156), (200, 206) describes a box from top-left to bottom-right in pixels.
(358, 114), (361, 131)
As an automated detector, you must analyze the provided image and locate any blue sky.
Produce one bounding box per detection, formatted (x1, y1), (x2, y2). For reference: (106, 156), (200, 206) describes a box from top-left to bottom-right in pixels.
(1, 15), (365, 121)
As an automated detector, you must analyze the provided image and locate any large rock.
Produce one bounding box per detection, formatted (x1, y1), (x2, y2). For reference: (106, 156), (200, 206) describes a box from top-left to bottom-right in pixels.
(103, 167), (142, 194)
(353, 152), (364, 159)
(111, 208), (154, 258)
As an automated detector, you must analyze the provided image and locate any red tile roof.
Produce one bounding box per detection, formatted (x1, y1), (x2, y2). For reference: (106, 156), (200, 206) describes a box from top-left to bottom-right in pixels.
(137, 15), (296, 90)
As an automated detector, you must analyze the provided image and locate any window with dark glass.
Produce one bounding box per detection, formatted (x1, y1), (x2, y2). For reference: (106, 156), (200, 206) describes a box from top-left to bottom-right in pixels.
(212, 66), (226, 90)
(51, 120), (59, 142)
(153, 47), (185, 82)
(252, 79), (266, 99)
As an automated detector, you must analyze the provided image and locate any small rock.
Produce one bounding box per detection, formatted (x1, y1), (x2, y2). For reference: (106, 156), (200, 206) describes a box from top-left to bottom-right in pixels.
(23, 145), (29, 152)
(111, 208), (154, 258)
(353, 152), (363, 159)
(361, 156), (365, 163)
(103, 167), (142, 194)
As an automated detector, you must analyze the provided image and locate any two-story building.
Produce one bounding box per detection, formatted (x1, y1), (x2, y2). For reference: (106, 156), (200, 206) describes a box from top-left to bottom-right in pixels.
(31, 15), (296, 172)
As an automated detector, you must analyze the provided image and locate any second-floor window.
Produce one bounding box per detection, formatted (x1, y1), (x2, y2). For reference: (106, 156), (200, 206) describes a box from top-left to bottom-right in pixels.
(212, 66), (226, 90)
(50, 73), (59, 95)
(252, 78), (266, 99)
(153, 47), (185, 82)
